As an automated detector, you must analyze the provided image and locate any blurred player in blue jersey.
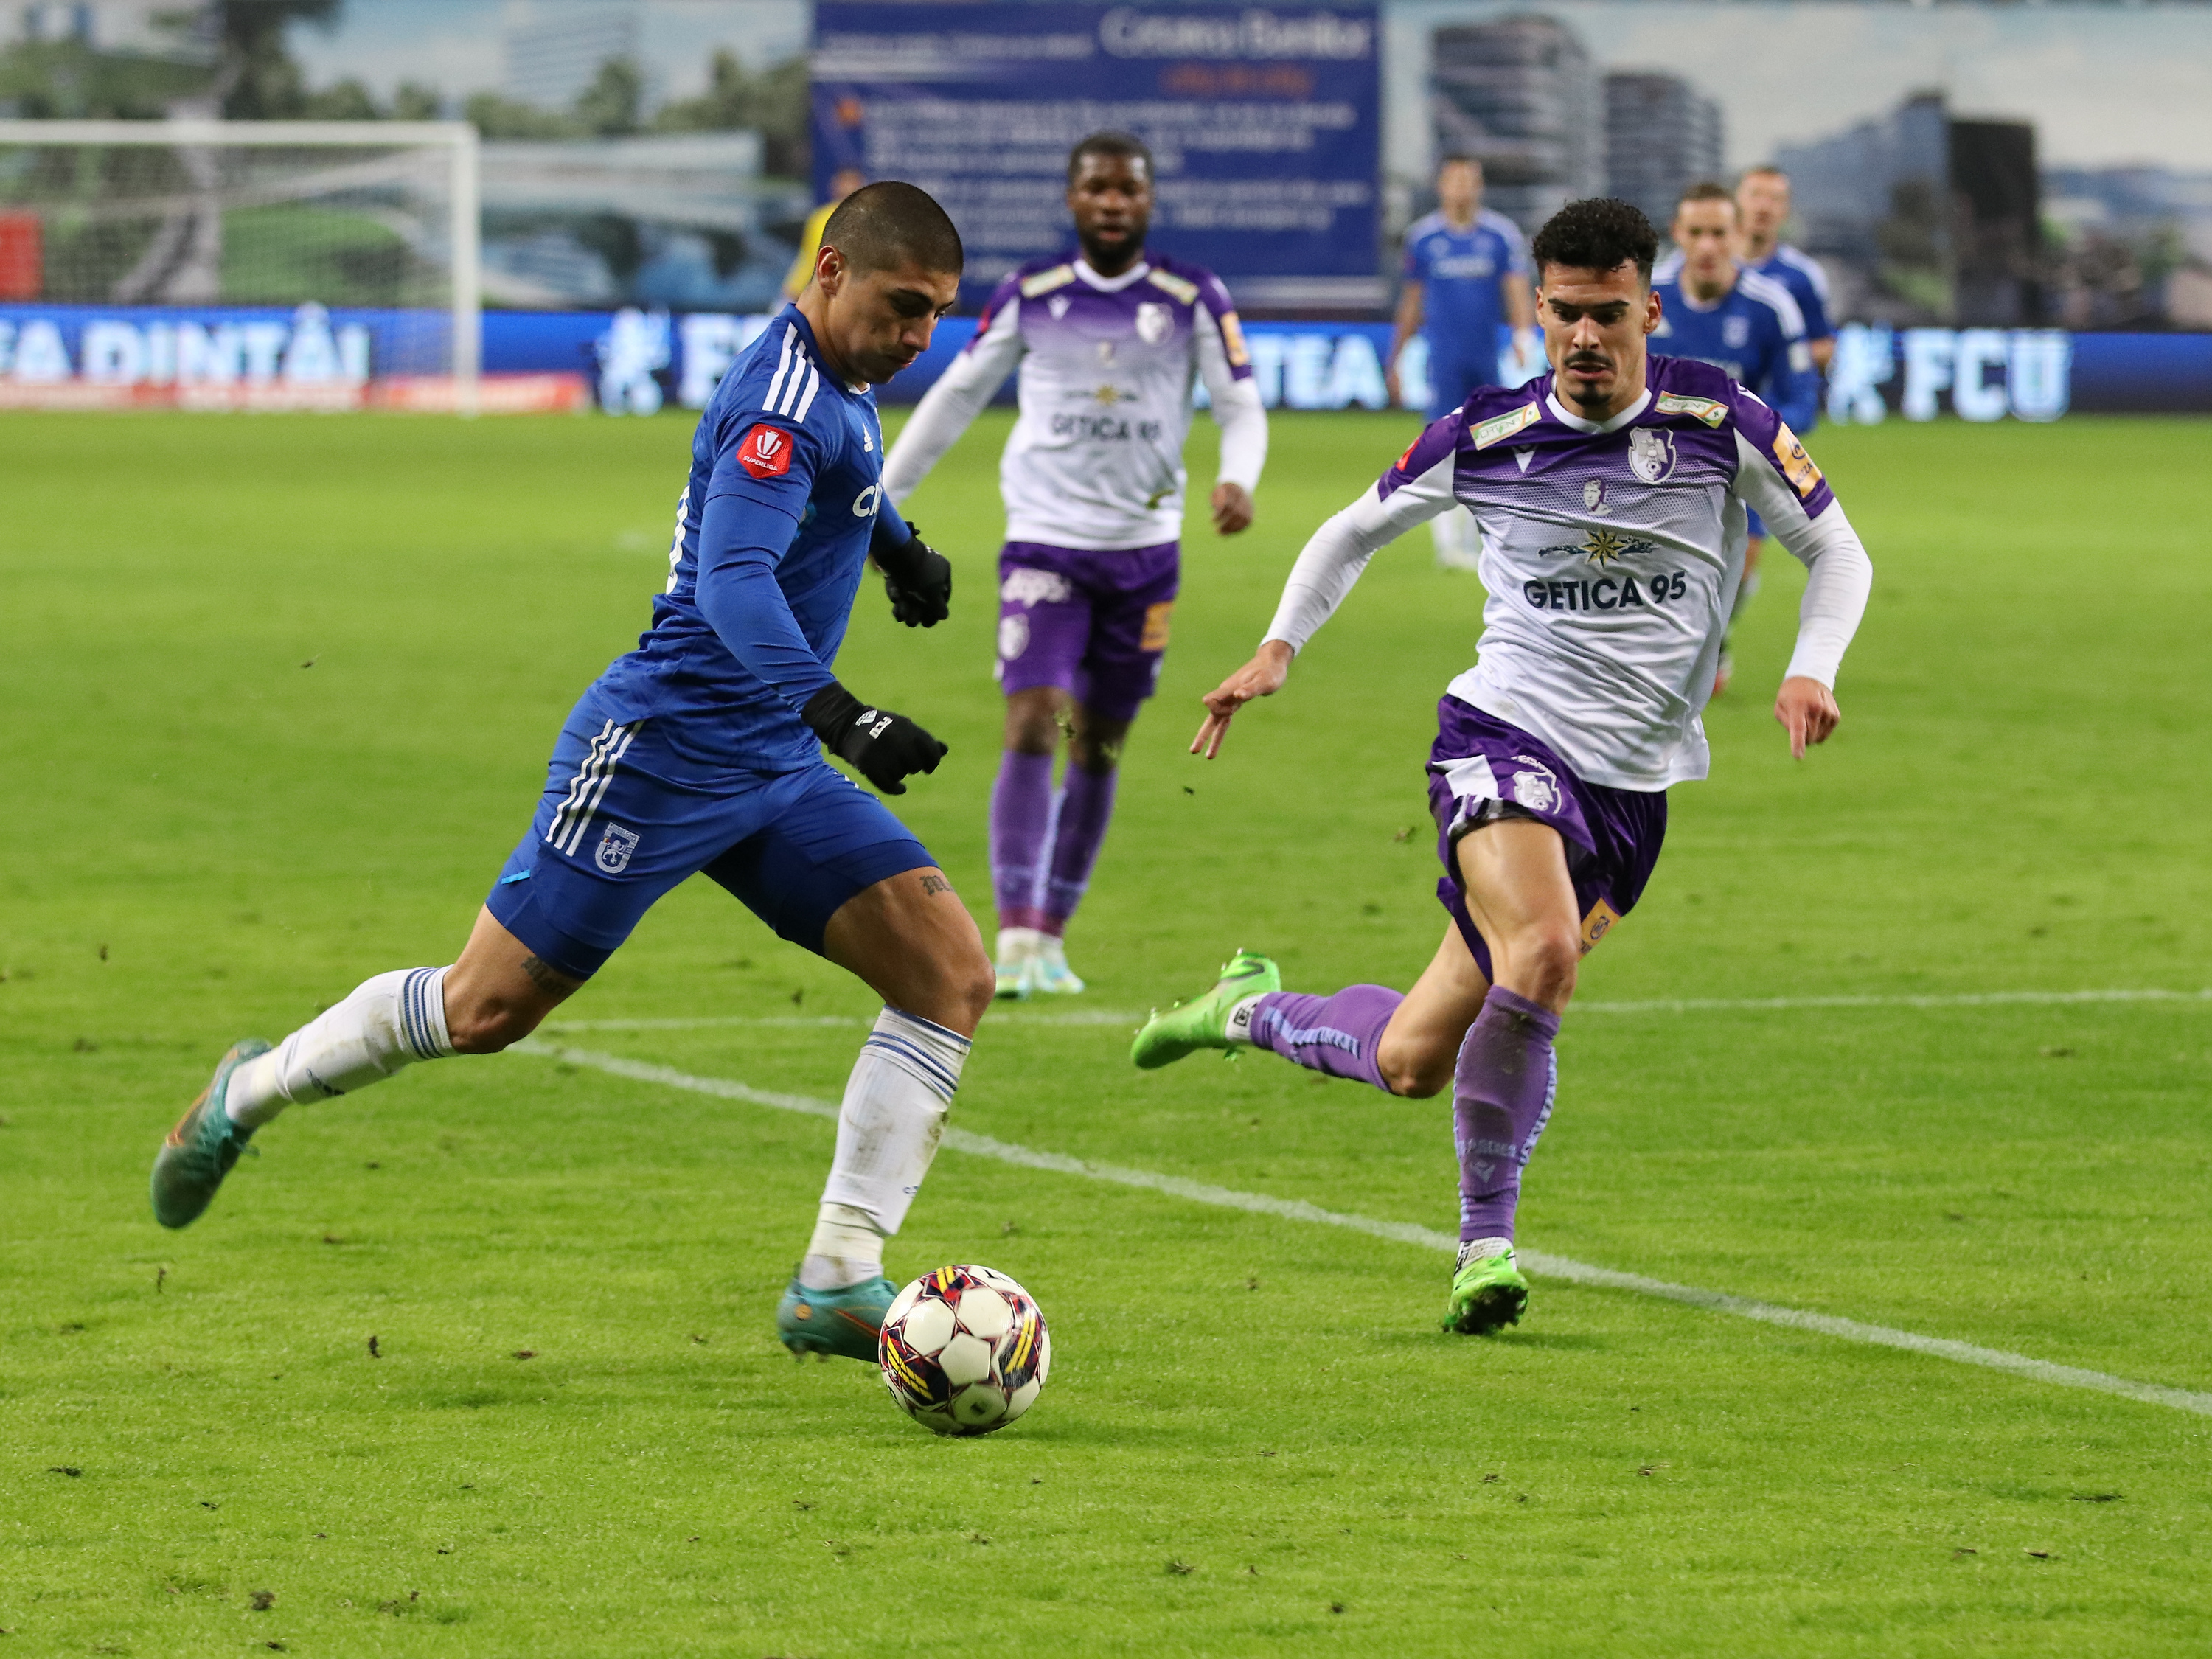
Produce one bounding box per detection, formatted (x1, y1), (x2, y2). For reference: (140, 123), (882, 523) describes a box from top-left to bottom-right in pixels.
(1387, 155), (1536, 570)
(1652, 181), (1818, 693)
(1736, 166), (1834, 374)
(152, 184), (996, 1366)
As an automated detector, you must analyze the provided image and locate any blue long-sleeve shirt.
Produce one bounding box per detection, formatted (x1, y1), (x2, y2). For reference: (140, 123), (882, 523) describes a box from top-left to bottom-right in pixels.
(592, 305), (905, 768)
(1650, 265), (1820, 434)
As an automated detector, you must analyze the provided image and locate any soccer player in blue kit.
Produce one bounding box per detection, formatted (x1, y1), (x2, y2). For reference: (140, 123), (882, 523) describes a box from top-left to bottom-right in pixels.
(1652, 180), (1818, 692)
(150, 183), (995, 1363)
(1735, 166), (1834, 374)
(1386, 154), (1537, 570)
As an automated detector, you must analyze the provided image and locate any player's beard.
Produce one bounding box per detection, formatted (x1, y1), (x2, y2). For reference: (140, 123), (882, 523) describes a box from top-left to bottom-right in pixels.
(1561, 351), (1615, 411)
(1081, 218), (1147, 271)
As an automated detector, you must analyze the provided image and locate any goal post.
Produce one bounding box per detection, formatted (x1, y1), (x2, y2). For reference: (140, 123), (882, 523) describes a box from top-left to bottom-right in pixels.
(0, 119), (494, 411)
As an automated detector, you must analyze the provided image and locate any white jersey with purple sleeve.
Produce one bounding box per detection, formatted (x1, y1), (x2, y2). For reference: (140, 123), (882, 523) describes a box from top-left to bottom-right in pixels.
(883, 252), (1267, 551)
(1259, 355), (1872, 790)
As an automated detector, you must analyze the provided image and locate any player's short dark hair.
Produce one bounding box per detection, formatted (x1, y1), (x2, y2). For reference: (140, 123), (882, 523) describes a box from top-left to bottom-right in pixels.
(821, 181), (964, 277)
(1068, 129), (1152, 184)
(1674, 179), (1737, 215)
(1530, 197), (1659, 285)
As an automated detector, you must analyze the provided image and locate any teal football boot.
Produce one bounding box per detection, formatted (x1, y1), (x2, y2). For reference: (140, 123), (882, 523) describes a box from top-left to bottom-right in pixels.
(1442, 1246), (1530, 1335)
(1129, 950), (1280, 1069)
(776, 1273), (898, 1362)
(150, 1039), (272, 1229)
(1029, 935), (1086, 996)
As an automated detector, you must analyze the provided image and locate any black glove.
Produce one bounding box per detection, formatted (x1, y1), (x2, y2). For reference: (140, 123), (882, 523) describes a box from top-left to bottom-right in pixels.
(802, 681), (947, 796)
(872, 517), (953, 628)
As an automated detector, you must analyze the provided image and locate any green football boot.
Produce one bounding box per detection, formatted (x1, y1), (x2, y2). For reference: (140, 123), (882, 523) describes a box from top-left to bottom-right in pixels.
(150, 1039), (272, 1230)
(1442, 1246), (1530, 1335)
(776, 1273), (898, 1362)
(1130, 950), (1281, 1070)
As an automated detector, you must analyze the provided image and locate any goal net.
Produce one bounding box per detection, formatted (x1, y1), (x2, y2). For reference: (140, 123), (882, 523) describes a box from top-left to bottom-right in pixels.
(0, 119), (493, 411)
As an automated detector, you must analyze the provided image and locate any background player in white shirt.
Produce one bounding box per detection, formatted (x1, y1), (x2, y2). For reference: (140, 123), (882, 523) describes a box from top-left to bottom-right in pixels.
(1130, 197), (1871, 1338)
(884, 131), (1268, 998)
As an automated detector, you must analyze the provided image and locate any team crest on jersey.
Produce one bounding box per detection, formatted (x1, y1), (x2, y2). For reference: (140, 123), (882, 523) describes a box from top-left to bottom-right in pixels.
(1583, 478), (1610, 514)
(1509, 759), (1561, 815)
(1628, 426), (1677, 483)
(737, 423), (793, 480)
(1135, 302), (1173, 347)
(594, 823), (639, 874)
(1723, 315), (1751, 349)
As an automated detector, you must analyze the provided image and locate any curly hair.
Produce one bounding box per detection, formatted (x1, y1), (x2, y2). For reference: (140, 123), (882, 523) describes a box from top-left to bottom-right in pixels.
(1529, 198), (1659, 284)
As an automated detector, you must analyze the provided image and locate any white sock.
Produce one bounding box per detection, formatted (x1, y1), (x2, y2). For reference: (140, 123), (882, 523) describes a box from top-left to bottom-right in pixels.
(225, 966), (455, 1130)
(1225, 992), (1265, 1045)
(805, 1007), (971, 1289)
(800, 1203), (884, 1292)
(995, 926), (1041, 965)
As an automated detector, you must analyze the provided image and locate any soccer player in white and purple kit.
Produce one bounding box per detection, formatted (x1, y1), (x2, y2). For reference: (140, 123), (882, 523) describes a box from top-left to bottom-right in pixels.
(883, 131), (1267, 999)
(1130, 199), (1872, 1336)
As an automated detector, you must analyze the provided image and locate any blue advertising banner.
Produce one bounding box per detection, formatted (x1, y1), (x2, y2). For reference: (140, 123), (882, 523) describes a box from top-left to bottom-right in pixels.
(810, 3), (1383, 314)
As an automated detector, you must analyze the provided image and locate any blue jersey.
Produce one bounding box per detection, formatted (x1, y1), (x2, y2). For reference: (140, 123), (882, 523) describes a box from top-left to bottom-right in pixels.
(1649, 266), (1818, 434)
(591, 305), (908, 768)
(1402, 207), (1529, 378)
(1749, 245), (1833, 344)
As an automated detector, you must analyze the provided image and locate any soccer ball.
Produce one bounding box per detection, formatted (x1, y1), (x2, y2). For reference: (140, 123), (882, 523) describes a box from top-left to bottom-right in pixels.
(877, 1265), (1050, 1436)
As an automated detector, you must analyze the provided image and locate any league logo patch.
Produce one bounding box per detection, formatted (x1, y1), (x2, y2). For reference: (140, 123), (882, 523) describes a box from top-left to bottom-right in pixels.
(1583, 478), (1610, 515)
(1140, 601), (1174, 653)
(594, 823), (639, 874)
(1135, 302), (1173, 347)
(1771, 423), (1825, 497)
(736, 423), (793, 480)
(1628, 426), (1677, 484)
(1217, 309), (1251, 369)
(1579, 897), (1622, 956)
(998, 613), (1031, 661)
(1509, 759), (1561, 815)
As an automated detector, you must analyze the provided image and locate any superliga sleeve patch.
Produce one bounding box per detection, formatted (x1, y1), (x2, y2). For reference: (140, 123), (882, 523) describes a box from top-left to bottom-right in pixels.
(737, 422), (796, 480)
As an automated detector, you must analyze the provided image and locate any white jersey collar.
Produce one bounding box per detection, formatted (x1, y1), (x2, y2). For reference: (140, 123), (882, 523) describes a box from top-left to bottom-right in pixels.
(1074, 257), (1152, 293)
(1545, 386), (1652, 436)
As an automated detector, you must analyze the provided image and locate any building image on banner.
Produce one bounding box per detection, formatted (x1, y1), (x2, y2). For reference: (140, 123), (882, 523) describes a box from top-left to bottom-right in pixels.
(810, 4), (1383, 314)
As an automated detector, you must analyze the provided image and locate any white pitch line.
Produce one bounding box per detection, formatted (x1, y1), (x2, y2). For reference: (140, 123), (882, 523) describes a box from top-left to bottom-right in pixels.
(516, 1039), (2212, 1420)
(539, 987), (2212, 1034)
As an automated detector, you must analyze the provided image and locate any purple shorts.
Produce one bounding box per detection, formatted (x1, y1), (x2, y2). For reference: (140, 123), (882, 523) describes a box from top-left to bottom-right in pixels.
(995, 540), (1180, 723)
(1425, 696), (1668, 979)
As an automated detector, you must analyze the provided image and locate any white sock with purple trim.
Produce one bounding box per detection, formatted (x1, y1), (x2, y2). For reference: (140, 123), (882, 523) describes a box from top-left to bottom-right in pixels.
(802, 1007), (971, 1290)
(224, 967), (454, 1130)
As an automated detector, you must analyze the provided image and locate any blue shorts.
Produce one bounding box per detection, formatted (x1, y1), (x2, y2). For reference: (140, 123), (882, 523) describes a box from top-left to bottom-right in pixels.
(1747, 507), (1767, 540)
(484, 692), (932, 980)
(1427, 353), (1502, 421)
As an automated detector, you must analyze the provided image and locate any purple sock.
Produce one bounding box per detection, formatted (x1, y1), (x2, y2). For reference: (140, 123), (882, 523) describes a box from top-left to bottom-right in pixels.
(990, 751), (1055, 933)
(1453, 987), (1560, 1245)
(1246, 986), (1404, 1093)
(1040, 765), (1118, 932)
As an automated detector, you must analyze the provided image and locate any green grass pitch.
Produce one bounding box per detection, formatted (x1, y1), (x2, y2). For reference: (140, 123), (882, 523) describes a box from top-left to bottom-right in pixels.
(2, 405), (2208, 1655)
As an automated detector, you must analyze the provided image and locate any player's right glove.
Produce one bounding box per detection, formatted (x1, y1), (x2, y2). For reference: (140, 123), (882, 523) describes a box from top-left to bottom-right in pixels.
(872, 518), (953, 628)
(802, 681), (948, 796)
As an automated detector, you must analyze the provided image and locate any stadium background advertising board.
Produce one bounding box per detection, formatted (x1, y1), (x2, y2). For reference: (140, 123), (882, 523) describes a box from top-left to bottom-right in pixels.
(810, 4), (1383, 315)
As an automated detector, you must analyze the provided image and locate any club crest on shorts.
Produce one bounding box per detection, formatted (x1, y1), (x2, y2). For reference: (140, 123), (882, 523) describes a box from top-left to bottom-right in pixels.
(998, 613), (1031, 661)
(1509, 757), (1561, 814)
(1135, 302), (1173, 347)
(594, 823), (639, 874)
(1628, 425), (1677, 484)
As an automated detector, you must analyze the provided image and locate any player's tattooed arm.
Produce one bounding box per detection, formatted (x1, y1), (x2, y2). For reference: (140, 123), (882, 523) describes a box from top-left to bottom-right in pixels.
(919, 874), (952, 898)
